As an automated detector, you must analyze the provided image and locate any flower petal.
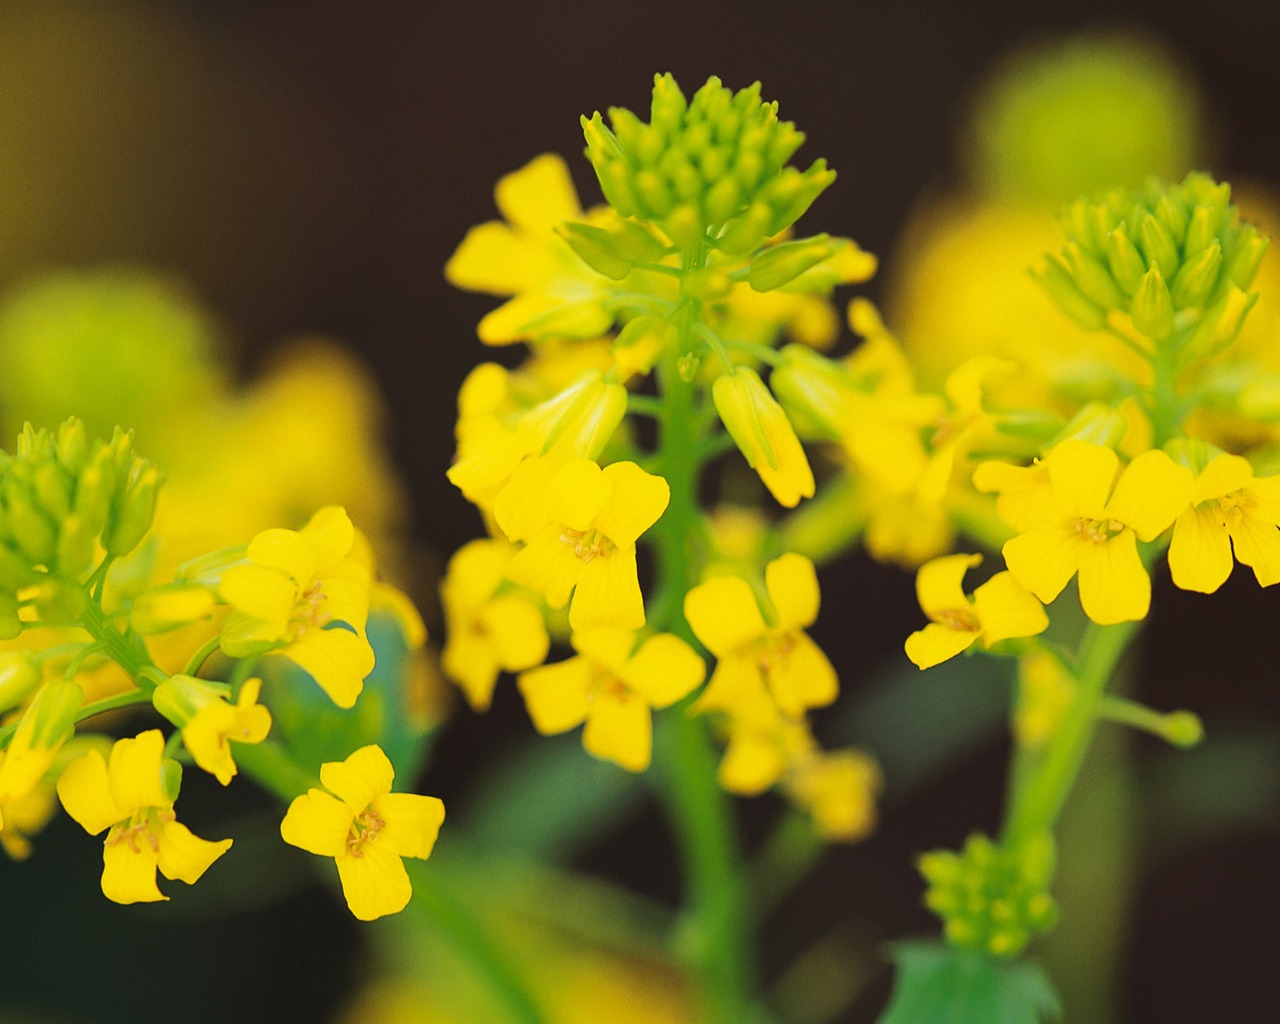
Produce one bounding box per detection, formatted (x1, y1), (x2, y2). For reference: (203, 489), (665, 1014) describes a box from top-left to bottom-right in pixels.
(102, 838), (165, 904)
(684, 575), (767, 656)
(583, 689), (652, 772)
(336, 844), (412, 921)
(281, 627), (375, 709)
(914, 553), (981, 620)
(156, 820), (232, 885)
(768, 632), (839, 715)
(299, 506), (356, 570)
(1169, 506), (1233, 593)
(321, 745), (394, 815)
(1106, 449), (1192, 541)
(1228, 514), (1280, 587)
(246, 529), (317, 587)
(280, 789), (352, 857)
(972, 571), (1048, 645)
(904, 623), (980, 670)
(517, 657), (593, 734)
(765, 553), (821, 630)
(595, 462), (670, 546)
(495, 153), (582, 233)
(56, 749), (124, 836)
(1077, 530), (1149, 624)
(1002, 525), (1080, 604)
(374, 793), (445, 861)
(505, 526), (582, 609)
(569, 546), (645, 631)
(1046, 440), (1117, 519)
(484, 595), (551, 671)
(107, 731), (171, 814)
(622, 633), (706, 709)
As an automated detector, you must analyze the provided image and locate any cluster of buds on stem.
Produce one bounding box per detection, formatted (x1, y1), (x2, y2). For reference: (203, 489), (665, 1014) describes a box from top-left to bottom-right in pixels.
(0, 419), (159, 631)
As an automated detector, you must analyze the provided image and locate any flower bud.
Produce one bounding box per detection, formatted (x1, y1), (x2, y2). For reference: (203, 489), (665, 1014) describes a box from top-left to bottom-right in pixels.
(131, 583), (218, 635)
(1139, 213), (1179, 277)
(1062, 242), (1123, 308)
(1170, 240), (1222, 308)
(713, 366), (814, 508)
(0, 653), (40, 713)
(0, 680), (82, 802)
(152, 673), (230, 729)
(1222, 223), (1268, 291)
(542, 374), (627, 461)
(612, 315), (675, 379)
(770, 344), (853, 439)
(1130, 265), (1175, 340)
(749, 234), (839, 292)
(103, 463), (160, 556)
(1034, 256), (1105, 329)
(1104, 225), (1147, 295)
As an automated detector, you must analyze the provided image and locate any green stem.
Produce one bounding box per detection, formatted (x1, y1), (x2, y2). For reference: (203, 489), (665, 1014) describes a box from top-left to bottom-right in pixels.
(404, 861), (549, 1024)
(76, 588), (153, 685)
(1001, 619), (1140, 847)
(649, 243), (760, 1023)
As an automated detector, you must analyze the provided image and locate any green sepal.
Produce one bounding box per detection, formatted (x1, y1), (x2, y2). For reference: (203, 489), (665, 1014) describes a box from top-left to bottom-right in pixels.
(558, 221), (634, 280)
(877, 942), (1062, 1024)
(748, 233), (837, 292)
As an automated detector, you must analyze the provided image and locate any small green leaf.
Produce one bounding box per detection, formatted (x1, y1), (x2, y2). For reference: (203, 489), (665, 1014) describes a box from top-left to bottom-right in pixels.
(877, 942), (1062, 1024)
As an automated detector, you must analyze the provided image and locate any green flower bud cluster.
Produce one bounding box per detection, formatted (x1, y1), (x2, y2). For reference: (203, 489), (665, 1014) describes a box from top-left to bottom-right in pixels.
(1037, 172), (1268, 353)
(0, 419), (161, 633)
(582, 73), (836, 253)
(918, 832), (1058, 959)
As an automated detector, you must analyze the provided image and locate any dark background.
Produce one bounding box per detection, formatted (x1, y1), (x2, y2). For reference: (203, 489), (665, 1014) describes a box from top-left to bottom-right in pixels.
(2, 2), (1279, 1022)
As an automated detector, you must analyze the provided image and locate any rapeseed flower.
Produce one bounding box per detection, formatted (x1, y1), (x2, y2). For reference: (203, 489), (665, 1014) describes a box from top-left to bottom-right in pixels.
(279, 744), (444, 921)
(164, 676), (273, 786)
(56, 729), (232, 904)
(905, 554), (1047, 670)
(684, 552), (836, 718)
(517, 627), (704, 771)
(997, 440), (1191, 624)
(440, 538), (549, 711)
(219, 506), (374, 708)
(495, 456), (669, 631)
(1167, 452), (1280, 592)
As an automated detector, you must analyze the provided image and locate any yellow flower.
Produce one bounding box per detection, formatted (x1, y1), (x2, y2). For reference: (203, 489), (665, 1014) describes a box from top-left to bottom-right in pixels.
(905, 554), (1048, 670)
(440, 539), (549, 711)
(684, 553), (837, 719)
(712, 366), (815, 508)
(517, 628), (705, 772)
(219, 506), (375, 708)
(445, 154), (616, 345)
(0, 679), (81, 809)
(56, 730), (232, 904)
(999, 440), (1191, 624)
(785, 748), (882, 843)
(1167, 453), (1280, 593)
(279, 744), (444, 921)
(181, 678), (273, 786)
(495, 456), (669, 632)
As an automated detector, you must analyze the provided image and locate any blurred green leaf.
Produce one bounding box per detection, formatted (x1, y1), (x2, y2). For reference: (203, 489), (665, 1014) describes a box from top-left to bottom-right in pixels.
(878, 942), (1061, 1024)
(453, 732), (644, 862)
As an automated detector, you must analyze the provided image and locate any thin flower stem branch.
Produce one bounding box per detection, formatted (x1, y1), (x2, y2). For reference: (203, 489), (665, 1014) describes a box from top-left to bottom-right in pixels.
(1001, 619), (1140, 847)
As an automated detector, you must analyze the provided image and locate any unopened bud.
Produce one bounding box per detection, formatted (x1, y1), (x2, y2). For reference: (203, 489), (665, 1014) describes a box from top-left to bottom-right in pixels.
(0, 679), (82, 801)
(1131, 265), (1175, 340)
(559, 222), (634, 280)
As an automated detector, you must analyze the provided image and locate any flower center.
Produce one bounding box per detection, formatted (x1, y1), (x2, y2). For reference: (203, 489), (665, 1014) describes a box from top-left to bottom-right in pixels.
(757, 632), (798, 675)
(347, 807), (386, 858)
(938, 607), (981, 633)
(560, 527), (614, 563)
(104, 807), (175, 855)
(1073, 517), (1124, 544)
(1216, 491), (1249, 525)
(289, 580), (332, 638)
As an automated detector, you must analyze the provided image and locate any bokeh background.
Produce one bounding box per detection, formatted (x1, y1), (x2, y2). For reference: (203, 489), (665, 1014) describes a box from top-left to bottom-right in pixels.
(2, 2), (1279, 1022)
